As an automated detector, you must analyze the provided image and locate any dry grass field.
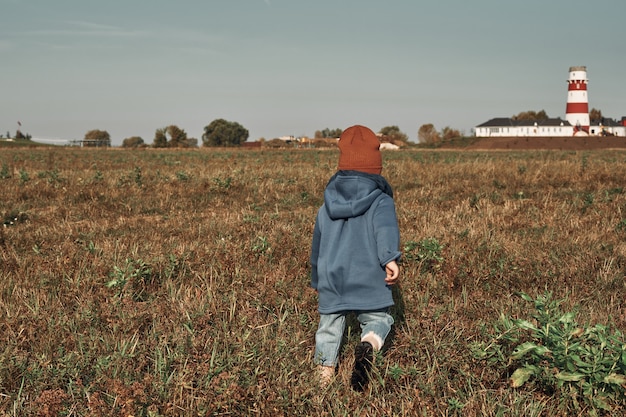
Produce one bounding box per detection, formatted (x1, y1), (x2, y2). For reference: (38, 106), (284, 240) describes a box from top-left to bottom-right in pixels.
(1, 147), (626, 416)
(462, 136), (626, 151)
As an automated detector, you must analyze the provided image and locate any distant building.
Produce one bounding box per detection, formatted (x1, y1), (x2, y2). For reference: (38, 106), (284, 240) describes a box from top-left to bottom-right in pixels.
(81, 137), (111, 147)
(475, 66), (626, 138)
(379, 142), (400, 150)
(278, 135), (297, 142)
(475, 117), (625, 137)
(590, 118), (626, 137)
(475, 118), (574, 137)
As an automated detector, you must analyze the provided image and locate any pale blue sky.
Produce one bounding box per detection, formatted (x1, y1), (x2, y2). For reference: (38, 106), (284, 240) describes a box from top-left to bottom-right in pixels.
(2, 0), (625, 145)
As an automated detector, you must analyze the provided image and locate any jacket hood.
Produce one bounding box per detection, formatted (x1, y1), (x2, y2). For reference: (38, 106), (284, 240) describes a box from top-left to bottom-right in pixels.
(323, 171), (393, 220)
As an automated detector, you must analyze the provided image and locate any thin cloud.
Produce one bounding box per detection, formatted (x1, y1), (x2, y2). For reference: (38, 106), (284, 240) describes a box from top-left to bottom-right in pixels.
(17, 20), (148, 38)
(66, 20), (146, 37)
(66, 20), (127, 31)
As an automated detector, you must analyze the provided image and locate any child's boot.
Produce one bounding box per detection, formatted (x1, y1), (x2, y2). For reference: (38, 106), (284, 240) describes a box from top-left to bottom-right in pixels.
(350, 341), (373, 391)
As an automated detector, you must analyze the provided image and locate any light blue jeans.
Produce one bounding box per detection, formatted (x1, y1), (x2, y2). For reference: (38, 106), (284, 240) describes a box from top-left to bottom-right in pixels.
(314, 309), (394, 367)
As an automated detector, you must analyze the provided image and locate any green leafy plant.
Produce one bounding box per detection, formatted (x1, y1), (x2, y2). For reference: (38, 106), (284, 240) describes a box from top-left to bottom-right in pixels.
(447, 397), (465, 412)
(472, 292), (626, 414)
(106, 258), (153, 300)
(403, 237), (444, 272)
(19, 168), (29, 184)
(37, 169), (64, 185)
(0, 163), (10, 179)
(133, 166), (143, 187)
(213, 176), (232, 190)
(175, 171), (190, 181)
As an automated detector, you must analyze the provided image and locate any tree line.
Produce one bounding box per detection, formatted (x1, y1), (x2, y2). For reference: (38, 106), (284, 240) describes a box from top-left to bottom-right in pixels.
(90, 120), (468, 148)
(1, 130), (32, 141)
(26, 109), (608, 147)
(119, 119), (249, 148)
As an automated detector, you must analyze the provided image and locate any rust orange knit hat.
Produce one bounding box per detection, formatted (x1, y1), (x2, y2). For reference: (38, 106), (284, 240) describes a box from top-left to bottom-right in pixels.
(337, 125), (382, 174)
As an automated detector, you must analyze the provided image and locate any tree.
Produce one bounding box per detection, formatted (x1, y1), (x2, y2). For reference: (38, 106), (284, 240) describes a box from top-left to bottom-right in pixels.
(314, 128), (343, 139)
(202, 119), (248, 147)
(418, 124), (440, 144)
(153, 125), (196, 148)
(122, 136), (145, 148)
(589, 108), (603, 122)
(511, 110), (549, 121)
(83, 129), (111, 147)
(153, 128), (168, 148)
(441, 126), (461, 141)
(165, 125), (188, 148)
(379, 125), (408, 143)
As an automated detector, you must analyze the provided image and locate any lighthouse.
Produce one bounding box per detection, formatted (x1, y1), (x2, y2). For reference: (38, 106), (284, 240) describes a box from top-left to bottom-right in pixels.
(565, 66), (590, 134)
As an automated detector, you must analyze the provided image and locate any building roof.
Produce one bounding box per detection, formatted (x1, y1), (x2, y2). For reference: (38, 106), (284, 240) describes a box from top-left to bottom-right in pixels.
(476, 118), (571, 128)
(591, 118), (621, 127)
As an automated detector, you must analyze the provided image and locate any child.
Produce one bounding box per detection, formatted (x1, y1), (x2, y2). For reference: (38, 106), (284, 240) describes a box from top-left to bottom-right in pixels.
(310, 125), (401, 391)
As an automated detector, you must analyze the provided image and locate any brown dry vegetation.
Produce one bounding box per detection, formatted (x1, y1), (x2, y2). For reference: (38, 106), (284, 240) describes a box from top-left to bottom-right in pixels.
(1, 147), (626, 416)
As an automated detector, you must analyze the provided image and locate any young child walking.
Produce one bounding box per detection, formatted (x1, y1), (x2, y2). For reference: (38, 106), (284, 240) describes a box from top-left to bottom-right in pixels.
(310, 124), (401, 391)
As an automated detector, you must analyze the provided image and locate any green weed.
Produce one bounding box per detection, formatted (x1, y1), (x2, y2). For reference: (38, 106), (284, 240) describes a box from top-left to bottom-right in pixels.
(93, 169), (104, 182)
(175, 171), (190, 181)
(472, 292), (626, 415)
(0, 163), (10, 179)
(213, 176), (232, 190)
(37, 169), (64, 185)
(19, 168), (29, 183)
(106, 258), (153, 300)
(403, 237), (444, 272)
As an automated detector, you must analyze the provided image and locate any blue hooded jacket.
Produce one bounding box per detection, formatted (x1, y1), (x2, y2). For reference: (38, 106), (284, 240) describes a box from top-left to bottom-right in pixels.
(311, 171), (401, 314)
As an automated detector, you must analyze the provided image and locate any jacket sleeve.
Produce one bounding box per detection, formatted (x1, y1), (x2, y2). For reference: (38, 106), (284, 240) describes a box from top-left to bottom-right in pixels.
(372, 195), (402, 267)
(310, 213), (321, 289)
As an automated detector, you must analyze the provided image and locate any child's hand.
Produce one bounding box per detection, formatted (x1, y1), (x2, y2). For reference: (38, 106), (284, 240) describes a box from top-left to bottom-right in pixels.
(385, 260), (400, 285)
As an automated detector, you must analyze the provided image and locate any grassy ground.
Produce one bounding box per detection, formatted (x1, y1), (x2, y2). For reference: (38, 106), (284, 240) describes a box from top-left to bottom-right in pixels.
(1, 147), (625, 416)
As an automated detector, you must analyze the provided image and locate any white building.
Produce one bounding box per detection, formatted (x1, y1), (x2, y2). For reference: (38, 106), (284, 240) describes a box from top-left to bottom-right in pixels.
(475, 118), (574, 137)
(589, 118), (626, 137)
(475, 66), (626, 138)
(475, 117), (626, 137)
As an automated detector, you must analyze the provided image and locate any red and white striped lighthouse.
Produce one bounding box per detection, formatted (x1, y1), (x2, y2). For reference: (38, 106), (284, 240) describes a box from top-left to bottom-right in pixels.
(565, 66), (590, 134)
